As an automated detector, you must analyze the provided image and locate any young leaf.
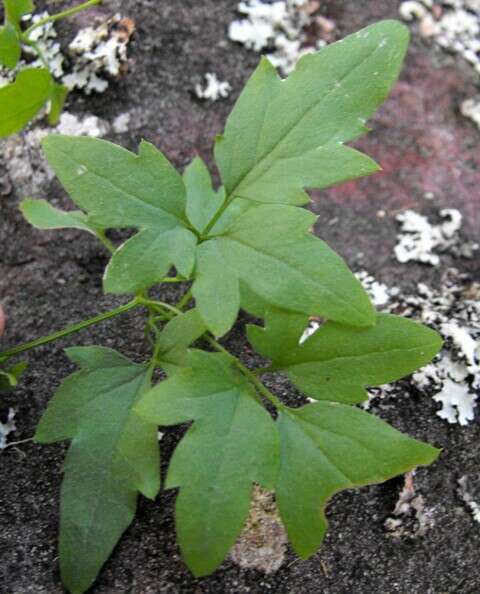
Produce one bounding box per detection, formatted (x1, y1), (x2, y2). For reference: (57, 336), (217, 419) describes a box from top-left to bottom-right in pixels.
(35, 347), (160, 594)
(0, 23), (21, 69)
(0, 361), (27, 392)
(20, 198), (97, 234)
(41, 136), (197, 293)
(4, 0), (34, 30)
(215, 20), (409, 205)
(248, 309), (442, 403)
(156, 308), (206, 372)
(184, 156), (225, 234)
(193, 205), (374, 336)
(0, 68), (52, 137)
(105, 226), (196, 293)
(275, 403), (439, 558)
(135, 350), (279, 577)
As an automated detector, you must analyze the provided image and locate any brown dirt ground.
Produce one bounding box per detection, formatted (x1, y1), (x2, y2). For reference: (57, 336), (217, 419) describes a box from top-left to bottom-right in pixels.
(0, 1), (479, 593)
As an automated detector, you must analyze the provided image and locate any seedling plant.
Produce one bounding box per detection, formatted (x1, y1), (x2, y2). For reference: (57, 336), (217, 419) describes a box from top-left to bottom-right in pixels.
(1, 20), (443, 594)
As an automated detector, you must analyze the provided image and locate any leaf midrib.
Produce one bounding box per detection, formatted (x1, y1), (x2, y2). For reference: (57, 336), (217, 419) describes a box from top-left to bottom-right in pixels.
(280, 341), (441, 370)
(283, 413), (354, 485)
(193, 389), (252, 550)
(219, 235), (369, 323)
(71, 370), (146, 549)
(230, 44), (381, 200)
(50, 145), (185, 224)
(294, 407), (424, 486)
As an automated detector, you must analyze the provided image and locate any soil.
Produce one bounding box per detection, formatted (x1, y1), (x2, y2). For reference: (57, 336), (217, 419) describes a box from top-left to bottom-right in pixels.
(0, 1), (479, 593)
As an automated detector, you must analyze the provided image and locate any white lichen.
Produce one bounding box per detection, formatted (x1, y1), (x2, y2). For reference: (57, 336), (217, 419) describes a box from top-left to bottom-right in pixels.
(24, 11), (65, 78)
(195, 73), (232, 102)
(62, 14), (135, 94)
(461, 96), (480, 129)
(112, 112), (131, 134)
(432, 377), (476, 424)
(399, 1), (428, 21)
(0, 112), (108, 196)
(0, 11), (134, 96)
(230, 485), (287, 573)
(458, 475), (480, 524)
(355, 271), (393, 307)
(399, 0), (480, 120)
(55, 112), (109, 137)
(394, 208), (478, 265)
(229, 0), (333, 74)
(0, 408), (16, 450)
(359, 256), (479, 426)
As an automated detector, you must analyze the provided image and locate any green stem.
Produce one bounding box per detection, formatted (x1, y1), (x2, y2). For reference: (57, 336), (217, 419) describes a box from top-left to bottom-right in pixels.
(161, 276), (187, 284)
(0, 298), (139, 359)
(21, 0), (102, 40)
(23, 38), (50, 69)
(206, 336), (285, 410)
(201, 195), (234, 238)
(137, 297), (180, 318)
(176, 288), (192, 311)
(95, 230), (115, 253)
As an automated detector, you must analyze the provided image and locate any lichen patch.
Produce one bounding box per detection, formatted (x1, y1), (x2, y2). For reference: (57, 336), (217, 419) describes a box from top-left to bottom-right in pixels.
(230, 485), (287, 573)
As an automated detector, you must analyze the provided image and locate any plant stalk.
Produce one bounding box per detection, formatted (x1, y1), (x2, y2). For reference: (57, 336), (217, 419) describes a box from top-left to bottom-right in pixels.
(22, 38), (50, 69)
(201, 196), (234, 238)
(137, 297), (181, 318)
(160, 276), (187, 284)
(206, 336), (285, 410)
(176, 288), (193, 311)
(0, 298), (139, 359)
(95, 230), (115, 253)
(22, 0), (102, 40)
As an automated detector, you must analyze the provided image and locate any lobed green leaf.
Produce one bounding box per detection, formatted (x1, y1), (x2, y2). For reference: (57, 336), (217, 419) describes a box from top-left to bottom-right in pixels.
(275, 402), (439, 558)
(193, 205), (375, 336)
(41, 136), (186, 227)
(35, 347), (160, 594)
(41, 136), (198, 293)
(216, 20), (409, 205)
(135, 350), (279, 576)
(248, 309), (443, 403)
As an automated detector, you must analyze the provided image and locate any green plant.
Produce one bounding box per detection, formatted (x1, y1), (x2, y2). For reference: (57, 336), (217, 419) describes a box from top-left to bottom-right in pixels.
(1, 20), (443, 594)
(0, 0), (101, 137)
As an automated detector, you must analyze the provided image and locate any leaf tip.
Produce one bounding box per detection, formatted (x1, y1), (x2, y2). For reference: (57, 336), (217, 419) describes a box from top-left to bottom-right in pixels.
(18, 197), (33, 214)
(355, 302), (377, 328)
(374, 18), (411, 42)
(412, 442), (442, 470)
